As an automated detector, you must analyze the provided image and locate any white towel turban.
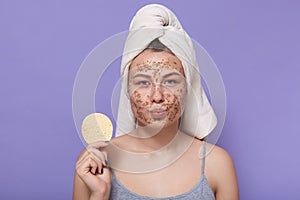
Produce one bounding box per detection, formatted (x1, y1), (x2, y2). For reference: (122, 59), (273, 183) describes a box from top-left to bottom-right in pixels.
(115, 4), (217, 139)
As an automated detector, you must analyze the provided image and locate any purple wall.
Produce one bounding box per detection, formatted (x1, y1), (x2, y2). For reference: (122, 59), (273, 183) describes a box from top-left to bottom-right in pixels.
(1, 0), (299, 199)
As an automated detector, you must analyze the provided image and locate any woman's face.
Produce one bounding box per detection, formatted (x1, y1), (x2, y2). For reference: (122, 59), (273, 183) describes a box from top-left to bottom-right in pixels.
(128, 49), (187, 128)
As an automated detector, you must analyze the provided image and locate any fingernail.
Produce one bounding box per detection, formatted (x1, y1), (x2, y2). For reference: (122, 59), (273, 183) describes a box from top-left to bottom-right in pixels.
(105, 160), (109, 166)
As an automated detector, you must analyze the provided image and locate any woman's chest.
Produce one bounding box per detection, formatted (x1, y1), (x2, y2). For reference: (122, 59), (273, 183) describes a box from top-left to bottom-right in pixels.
(114, 156), (203, 198)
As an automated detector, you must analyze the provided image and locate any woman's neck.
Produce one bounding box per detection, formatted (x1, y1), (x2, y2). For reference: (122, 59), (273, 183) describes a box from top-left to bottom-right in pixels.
(128, 122), (180, 152)
(107, 125), (194, 173)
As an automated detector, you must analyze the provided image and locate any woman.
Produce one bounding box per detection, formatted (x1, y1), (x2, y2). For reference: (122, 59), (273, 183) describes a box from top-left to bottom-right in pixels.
(73, 4), (239, 200)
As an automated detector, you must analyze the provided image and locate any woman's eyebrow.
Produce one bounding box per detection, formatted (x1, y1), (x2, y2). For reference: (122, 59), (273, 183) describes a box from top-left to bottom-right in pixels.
(132, 73), (152, 79)
(131, 72), (183, 79)
(162, 72), (183, 79)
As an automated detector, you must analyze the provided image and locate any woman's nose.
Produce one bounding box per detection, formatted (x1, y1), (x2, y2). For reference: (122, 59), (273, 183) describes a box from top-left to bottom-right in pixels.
(151, 84), (164, 103)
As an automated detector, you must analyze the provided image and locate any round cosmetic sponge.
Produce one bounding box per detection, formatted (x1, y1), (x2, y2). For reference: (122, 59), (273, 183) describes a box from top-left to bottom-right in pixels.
(81, 113), (113, 144)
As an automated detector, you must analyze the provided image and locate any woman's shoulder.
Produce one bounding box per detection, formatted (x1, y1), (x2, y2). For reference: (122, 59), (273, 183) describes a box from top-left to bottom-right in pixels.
(204, 142), (238, 194)
(189, 139), (233, 160)
(205, 142), (233, 163)
(110, 133), (140, 152)
(205, 142), (235, 174)
(110, 134), (131, 149)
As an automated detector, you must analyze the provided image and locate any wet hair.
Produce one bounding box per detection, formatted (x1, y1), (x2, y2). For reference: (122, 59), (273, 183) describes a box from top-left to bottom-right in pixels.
(146, 38), (173, 53)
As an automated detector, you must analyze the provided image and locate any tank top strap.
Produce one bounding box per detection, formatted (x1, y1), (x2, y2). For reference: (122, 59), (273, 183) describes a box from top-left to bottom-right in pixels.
(201, 141), (206, 175)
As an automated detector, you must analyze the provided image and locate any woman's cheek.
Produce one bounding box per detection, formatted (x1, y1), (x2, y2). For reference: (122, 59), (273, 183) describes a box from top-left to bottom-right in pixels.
(130, 91), (152, 124)
(173, 86), (187, 111)
(164, 93), (181, 122)
(164, 85), (186, 120)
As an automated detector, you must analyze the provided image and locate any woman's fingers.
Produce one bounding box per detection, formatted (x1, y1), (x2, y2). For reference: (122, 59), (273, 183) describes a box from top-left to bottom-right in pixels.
(77, 142), (109, 165)
(76, 141), (110, 181)
(89, 158), (98, 175)
(77, 154), (103, 176)
(78, 148), (107, 167)
(87, 148), (108, 166)
(88, 141), (109, 149)
(99, 166), (112, 183)
(74, 143), (112, 197)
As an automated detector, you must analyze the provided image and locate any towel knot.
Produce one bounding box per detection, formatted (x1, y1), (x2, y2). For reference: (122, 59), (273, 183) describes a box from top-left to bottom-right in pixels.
(129, 4), (183, 31)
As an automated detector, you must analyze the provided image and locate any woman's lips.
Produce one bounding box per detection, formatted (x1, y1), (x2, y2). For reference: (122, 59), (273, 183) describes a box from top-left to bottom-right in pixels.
(149, 108), (166, 119)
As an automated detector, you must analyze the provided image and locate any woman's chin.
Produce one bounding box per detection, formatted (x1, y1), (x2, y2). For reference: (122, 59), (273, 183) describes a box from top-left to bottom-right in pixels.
(137, 115), (179, 129)
(147, 119), (176, 130)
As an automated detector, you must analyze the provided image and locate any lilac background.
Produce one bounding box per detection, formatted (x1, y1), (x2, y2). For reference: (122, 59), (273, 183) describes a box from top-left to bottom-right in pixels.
(1, 0), (299, 199)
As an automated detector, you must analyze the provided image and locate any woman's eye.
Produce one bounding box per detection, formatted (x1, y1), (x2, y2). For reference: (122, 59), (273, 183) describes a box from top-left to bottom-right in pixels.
(164, 80), (176, 85)
(137, 81), (150, 86)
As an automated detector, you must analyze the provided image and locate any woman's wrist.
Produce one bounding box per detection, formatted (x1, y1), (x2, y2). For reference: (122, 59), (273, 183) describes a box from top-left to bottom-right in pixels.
(89, 192), (108, 200)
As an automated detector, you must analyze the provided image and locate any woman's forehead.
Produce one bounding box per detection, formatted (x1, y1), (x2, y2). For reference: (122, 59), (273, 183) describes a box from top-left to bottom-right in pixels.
(129, 50), (185, 75)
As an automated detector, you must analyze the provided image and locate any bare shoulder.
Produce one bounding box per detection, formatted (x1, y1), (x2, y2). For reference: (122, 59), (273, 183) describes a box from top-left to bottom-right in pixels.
(110, 134), (133, 150)
(205, 143), (235, 168)
(205, 143), (239, 200)
(111, 134), (130, 143)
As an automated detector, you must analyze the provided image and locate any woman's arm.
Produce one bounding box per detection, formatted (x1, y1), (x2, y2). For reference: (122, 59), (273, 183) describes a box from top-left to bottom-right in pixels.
(73, 169), (91, 200)
(73, 142), (112, 200)
(207, 145), (239, 200)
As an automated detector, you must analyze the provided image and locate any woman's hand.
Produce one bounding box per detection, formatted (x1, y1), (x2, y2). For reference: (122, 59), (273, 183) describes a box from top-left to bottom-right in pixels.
(75, 141), (112, 200)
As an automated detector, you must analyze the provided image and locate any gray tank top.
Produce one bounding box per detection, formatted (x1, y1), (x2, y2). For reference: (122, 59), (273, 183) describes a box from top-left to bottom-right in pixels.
(109, 141), (215, 200)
